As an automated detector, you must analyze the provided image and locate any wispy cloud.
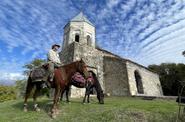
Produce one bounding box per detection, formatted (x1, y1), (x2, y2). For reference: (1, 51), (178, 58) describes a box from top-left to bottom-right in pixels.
(94, 0), (185, 66)
(0, 0), (185, 82)
(0, 72), (25, 81)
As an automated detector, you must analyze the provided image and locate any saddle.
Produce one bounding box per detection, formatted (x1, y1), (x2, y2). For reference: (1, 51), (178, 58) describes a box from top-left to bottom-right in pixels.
(30, 64), (49, 82)
(71, 72), (86, 87)
(71, 72), (94, 88)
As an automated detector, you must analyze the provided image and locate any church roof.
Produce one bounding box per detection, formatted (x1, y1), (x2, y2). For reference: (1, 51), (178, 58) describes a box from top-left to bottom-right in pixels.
(70, 12), (94, 26)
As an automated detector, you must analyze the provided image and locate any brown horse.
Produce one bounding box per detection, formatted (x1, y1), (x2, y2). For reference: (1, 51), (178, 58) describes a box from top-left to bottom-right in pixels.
(61, 70), (104, 104)
(23, 59), (89, 118)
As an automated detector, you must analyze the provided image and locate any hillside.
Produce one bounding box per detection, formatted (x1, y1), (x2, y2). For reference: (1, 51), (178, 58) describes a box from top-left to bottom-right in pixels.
(0, 97), (183, 122)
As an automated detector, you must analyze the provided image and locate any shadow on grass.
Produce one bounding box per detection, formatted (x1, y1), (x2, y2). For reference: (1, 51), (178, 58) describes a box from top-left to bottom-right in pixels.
(60, 97), (100, 104)
(11, 98), (53, 114)
(10, 97), (99, 113)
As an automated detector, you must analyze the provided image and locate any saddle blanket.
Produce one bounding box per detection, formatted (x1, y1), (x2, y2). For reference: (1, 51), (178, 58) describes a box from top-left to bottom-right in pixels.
(30, 67), (48, 82)
(71, 72), (86, 84)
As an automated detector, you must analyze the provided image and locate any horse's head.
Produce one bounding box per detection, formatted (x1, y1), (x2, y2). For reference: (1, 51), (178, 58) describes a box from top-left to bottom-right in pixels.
(97, 90), (104, 104)
(77, 59), (89, 79)
(88, 70), (104, 104)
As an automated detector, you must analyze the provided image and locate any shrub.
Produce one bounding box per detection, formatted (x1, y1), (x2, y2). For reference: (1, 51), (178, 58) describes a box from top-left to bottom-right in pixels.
(0, 85), (16, 102)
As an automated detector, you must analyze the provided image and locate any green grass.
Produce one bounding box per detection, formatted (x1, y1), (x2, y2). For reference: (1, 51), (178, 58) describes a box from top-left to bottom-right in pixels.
(0, 97), (183, 122)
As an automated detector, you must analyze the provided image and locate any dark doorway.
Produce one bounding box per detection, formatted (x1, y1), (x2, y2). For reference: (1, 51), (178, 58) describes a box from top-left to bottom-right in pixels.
(134, 70), (144, 94)
(75, 34), (79, 42)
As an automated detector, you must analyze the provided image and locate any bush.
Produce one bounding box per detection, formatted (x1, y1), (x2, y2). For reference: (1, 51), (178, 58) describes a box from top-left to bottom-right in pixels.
(148, 63), (185, 96)
(0, 85), (16, 102)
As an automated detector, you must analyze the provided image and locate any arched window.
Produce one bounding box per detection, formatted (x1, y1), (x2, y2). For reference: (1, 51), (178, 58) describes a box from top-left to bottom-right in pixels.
(75, 34), (79, 42)
(134, 70), (144, 94)
(87, 35), (92, 46)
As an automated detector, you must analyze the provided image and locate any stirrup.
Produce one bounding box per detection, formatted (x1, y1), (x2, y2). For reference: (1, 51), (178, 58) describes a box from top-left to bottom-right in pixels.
(41, 83), (48, 89)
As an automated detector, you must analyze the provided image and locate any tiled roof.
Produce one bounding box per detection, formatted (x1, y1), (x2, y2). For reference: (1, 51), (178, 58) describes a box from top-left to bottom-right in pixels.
(70, 12), (94, 26)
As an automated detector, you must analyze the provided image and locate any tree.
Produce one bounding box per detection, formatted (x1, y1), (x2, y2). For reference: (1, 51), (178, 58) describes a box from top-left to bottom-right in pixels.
(148, 63), (185, 96)
(0, 85), (16, 102)
(16, 58), (46, 98)
(182, 50), (185, 57)
(23, 58), (46, 76)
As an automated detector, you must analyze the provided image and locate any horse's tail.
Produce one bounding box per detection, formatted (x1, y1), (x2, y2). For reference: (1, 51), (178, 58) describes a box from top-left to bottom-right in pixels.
(27, 71), (33, 83)
(24, 74), (33, 100)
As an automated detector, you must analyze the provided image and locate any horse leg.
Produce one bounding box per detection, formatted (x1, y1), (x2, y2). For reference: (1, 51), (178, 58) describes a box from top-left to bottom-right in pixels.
(51, 86), (60, 118)
(87, 92), (90, 103)
(60, 88), (65, 101)
(83, 89), (88, 104)
(83, 82), (90, 104)
(33, 83), (42, 112)
(86, 83), (92, 103)
(65, 86), (70, 103)
(23, 77), (33, 112)
(55, 89), (63, 115)
(87, 87), (92, 103)
(56, 88), (64, 115)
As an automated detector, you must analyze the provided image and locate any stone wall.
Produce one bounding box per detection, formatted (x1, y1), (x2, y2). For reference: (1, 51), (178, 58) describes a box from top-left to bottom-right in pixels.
(73, 42), (104, 90)
(103, 56), (130, 96)
(126, 61), (163, 96)
(60, 42), (104, 98)
(63, 21), (95, 48)
(60, 42), (163, 98)
(59, 43), (74, 65)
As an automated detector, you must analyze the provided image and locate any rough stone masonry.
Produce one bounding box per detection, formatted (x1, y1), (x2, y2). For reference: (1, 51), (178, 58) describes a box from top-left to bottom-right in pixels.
(59, 12), (163, 98)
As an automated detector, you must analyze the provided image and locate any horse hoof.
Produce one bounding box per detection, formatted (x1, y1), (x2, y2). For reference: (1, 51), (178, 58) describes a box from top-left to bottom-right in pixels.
(67, 102), (71, 104)
(48, 111), (51, 115)
(23, 108), (28, 112)
(82, 102), (86, 105)
(56, 110), (59, 115)
(51, 113), (57, 119)
(35, 108), (41, 112)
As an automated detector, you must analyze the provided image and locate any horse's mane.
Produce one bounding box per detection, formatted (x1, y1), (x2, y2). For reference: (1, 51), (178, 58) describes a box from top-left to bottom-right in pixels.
(61, 60), (80, 68)
(54, 60), (83, 87)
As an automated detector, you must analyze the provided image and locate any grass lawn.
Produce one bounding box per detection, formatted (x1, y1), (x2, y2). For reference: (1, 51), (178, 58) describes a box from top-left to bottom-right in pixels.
(0, 96), (184, 122)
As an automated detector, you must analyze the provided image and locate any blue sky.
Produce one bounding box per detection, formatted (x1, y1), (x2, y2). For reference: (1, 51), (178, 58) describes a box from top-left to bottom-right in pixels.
(0, 0), (185, 84)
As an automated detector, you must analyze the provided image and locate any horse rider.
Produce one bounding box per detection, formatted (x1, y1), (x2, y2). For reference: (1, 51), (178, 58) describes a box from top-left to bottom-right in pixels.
(47, 44), (62, 84)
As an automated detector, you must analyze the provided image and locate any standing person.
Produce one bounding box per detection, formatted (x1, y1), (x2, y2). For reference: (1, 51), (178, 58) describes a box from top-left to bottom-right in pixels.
(47, 44), (62, 83)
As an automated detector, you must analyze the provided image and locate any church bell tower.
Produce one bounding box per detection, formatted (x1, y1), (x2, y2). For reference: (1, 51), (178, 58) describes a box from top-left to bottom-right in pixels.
(60, 12), (100, 98)
(62, 12), (95, 50)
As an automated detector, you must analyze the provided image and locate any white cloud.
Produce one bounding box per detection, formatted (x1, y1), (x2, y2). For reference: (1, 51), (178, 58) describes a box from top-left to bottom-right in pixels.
(1, 0), (185, 74)
(0, 72), (25, 82)
(107, 0), (121, 8)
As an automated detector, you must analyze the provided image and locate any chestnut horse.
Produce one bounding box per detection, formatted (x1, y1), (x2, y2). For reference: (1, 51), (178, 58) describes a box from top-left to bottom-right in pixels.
(61, 70), (104, 104)
(23, 59), (89, 118)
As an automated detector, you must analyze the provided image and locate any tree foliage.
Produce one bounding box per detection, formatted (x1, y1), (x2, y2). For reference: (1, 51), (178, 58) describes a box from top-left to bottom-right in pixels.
(16, 58), (49, 98)
(148, 63), (185, 96)
(23, 58), (46, 76)
(0, 85), (16, 102)
(15, 58), (46, 98)
(182, 50), (185, 57)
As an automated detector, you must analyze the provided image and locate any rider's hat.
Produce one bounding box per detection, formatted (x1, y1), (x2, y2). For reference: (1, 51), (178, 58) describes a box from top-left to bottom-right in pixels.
(52, 44), (60, 49)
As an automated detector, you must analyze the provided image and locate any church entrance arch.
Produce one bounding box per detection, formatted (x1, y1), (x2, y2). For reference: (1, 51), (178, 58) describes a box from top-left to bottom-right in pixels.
(134, 70), (144, 94)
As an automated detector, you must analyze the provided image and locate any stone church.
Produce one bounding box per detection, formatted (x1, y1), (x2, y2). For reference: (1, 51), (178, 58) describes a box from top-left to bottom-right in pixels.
(59, 12), (163, 97)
